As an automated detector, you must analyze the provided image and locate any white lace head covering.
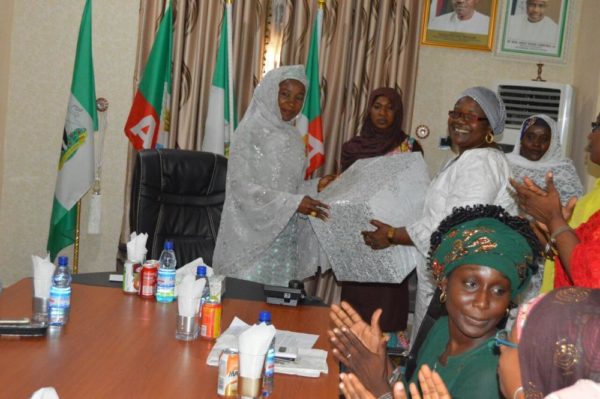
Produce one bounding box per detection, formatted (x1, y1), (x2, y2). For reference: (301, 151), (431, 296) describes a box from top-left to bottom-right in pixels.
(239, 65), (308, 131)
(458, 86), (506, 134)
(507, 114), (583, 205)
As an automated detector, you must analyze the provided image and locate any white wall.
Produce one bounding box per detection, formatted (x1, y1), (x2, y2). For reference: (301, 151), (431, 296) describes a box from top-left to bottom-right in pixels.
(0, 1), (138, 286)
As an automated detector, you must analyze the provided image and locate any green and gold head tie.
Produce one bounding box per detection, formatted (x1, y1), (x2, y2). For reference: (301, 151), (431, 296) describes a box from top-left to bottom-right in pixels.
(431, 217), (533, 299)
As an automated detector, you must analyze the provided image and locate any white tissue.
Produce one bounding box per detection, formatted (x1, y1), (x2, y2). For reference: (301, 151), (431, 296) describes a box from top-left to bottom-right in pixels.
(126, 232), (148, 262)
(238, 323), (276, 378)
(30, 387), (59, 399)
(174, 257), (213, 297)
(32, 254), (55, 298)
(177, 274), (206, 317)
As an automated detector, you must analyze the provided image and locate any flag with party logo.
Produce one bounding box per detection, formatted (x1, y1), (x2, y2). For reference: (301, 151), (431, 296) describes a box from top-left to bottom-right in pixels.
(47, 0), (97, 261)
(124, 4), (172, 150)
(298, 7), (325, 179)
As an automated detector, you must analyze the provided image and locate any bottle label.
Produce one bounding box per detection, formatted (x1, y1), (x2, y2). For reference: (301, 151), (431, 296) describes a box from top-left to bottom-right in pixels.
(49, 286), (71, 309)
(49, 286), (71, 325)
(156, 268), (176, 301)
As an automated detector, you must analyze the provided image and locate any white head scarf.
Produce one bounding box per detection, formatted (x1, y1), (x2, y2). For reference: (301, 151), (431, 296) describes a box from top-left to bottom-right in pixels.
(238, 65), (308, 132)
(507, 114), (583, 205)
(459, 86), (506, 134)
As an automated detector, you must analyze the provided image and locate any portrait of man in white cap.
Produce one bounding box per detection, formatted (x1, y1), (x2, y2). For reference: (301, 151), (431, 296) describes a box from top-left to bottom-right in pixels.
(506, 0), (559, 46)
(428, 0), (490, 35)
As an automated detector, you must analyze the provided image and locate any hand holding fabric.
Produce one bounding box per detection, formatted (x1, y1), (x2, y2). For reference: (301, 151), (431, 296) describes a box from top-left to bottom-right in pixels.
(317, 174), (337, 192)
(297, 195), (330, 220)
(362, 220), (393, 249)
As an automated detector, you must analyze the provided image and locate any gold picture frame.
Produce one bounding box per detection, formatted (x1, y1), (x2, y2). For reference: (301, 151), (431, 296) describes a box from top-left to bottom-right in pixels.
(421, 0), (498, 51)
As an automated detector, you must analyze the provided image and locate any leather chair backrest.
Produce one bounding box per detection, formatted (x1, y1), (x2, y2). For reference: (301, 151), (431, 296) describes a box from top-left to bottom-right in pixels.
(130, 149), (227, 267)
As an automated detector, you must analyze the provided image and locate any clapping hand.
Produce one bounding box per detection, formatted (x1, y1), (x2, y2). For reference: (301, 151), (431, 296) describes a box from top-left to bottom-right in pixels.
(330, 301), (386, 354)
(339, 365), (452, 399)
(510, 172), (575, 227)
(329, 326), (390, 396)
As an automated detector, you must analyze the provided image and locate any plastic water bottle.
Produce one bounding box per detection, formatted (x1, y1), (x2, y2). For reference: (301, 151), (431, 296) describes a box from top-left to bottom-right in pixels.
(156, 240), (177, 303)
(48, 256), (72, 326)
(196, 266), (211, 317)
(259, 310), (276, 397)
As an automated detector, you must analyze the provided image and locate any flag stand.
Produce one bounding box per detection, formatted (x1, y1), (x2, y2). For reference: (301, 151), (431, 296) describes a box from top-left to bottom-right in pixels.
(73, 201), (81, 274)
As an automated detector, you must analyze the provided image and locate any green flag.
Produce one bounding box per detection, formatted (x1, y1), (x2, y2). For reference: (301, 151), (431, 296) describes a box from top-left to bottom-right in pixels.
(124, 4), (172, 149)
(202, 4), (236, 156)
(47, 0), (97, 260)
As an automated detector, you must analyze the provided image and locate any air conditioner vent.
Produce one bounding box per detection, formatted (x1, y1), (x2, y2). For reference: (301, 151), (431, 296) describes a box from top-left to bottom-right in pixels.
(498, 85), (561, 129)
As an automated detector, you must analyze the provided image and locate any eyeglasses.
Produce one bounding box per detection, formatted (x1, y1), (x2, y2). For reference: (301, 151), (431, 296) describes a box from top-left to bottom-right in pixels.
(592, 122), (600, 132)
(494, 329), (518, 349)
(448, 110), (488, 123)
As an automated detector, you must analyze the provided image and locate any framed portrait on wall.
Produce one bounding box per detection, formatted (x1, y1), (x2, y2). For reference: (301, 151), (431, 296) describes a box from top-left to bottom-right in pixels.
(421, 0), (498, 51)
(496, 0), (571, 63)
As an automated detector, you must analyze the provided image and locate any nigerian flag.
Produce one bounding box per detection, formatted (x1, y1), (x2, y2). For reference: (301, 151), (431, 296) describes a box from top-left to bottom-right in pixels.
(202, 4), (236, 156)
(298, 7), (325, 179)
(47, 0), (97, 261)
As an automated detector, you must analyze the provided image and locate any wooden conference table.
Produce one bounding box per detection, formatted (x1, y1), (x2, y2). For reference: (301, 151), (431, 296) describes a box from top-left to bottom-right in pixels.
(0, 276), (338, 398)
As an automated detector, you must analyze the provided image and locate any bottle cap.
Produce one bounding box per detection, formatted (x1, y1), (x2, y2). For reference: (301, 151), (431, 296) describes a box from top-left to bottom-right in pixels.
(58, 256), (69, 266)
(258, 310), (271, 323)
(196, 265), (207, 277)
(164, 240), (174, 250)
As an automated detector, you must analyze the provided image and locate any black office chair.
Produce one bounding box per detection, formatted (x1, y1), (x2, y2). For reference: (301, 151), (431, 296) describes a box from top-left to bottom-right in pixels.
(130, 149), (228, 267)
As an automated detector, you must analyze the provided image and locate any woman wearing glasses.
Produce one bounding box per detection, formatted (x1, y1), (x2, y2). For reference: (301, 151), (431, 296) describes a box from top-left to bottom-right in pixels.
(511, 112), (600, 289)
(332, 205), (541, 399)
(362, 87), (517, 342)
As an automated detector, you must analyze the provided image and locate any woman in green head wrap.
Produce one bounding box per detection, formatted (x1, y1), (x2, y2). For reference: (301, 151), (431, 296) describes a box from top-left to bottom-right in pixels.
(330, 205), (542, 399)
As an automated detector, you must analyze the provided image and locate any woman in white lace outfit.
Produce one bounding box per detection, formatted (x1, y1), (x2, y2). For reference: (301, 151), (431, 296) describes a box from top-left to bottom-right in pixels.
(506, 114), (583, 309)
(362, 87), (517, 345)
(212, 65), (329, 286)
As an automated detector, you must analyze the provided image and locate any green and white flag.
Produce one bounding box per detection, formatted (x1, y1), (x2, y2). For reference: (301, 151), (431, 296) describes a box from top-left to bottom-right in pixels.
(47, 0), (97, 261)
(202, 3), (236, 156)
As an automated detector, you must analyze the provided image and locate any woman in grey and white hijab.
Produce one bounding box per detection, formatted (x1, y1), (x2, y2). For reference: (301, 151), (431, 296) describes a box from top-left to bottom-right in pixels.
(213, 65), (329, 286)
(507, 114), (583, 206)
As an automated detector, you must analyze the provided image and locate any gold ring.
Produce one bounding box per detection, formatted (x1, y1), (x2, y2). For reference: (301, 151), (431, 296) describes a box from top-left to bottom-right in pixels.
(310, 211), (317, 217)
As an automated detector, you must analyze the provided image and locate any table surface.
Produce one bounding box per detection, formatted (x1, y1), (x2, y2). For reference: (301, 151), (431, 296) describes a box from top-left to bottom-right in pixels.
(0, 279), (339, 399)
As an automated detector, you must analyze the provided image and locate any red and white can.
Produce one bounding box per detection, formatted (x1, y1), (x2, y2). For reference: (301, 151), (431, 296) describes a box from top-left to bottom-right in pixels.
(138, 260), (158, 299)
(200, 300), (222, 339)
(217, 348), (239, 397)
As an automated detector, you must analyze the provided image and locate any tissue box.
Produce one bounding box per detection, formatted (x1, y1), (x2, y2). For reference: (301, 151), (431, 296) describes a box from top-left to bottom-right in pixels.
(310, 153), (430, 284)
(208, 275), (226, 301)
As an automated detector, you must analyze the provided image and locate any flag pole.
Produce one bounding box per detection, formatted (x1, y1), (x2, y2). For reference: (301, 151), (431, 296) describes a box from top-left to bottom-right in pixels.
(74, 201), (81, 274)
(225, 0), (235, 156)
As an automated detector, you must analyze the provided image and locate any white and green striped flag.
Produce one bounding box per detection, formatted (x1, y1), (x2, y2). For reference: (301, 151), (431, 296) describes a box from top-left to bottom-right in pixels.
(47, 0), (97, 261)
(202, 2), (236, 156)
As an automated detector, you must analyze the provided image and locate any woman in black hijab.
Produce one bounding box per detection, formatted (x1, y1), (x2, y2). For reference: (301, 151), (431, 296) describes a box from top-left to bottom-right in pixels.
(326, 87), (422, 346)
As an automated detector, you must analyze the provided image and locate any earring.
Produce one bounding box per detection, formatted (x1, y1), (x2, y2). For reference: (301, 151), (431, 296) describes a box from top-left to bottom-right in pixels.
(485, 132), (494, 144)
(439, 290), (447, 304)
(505, 308), (510, 318)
